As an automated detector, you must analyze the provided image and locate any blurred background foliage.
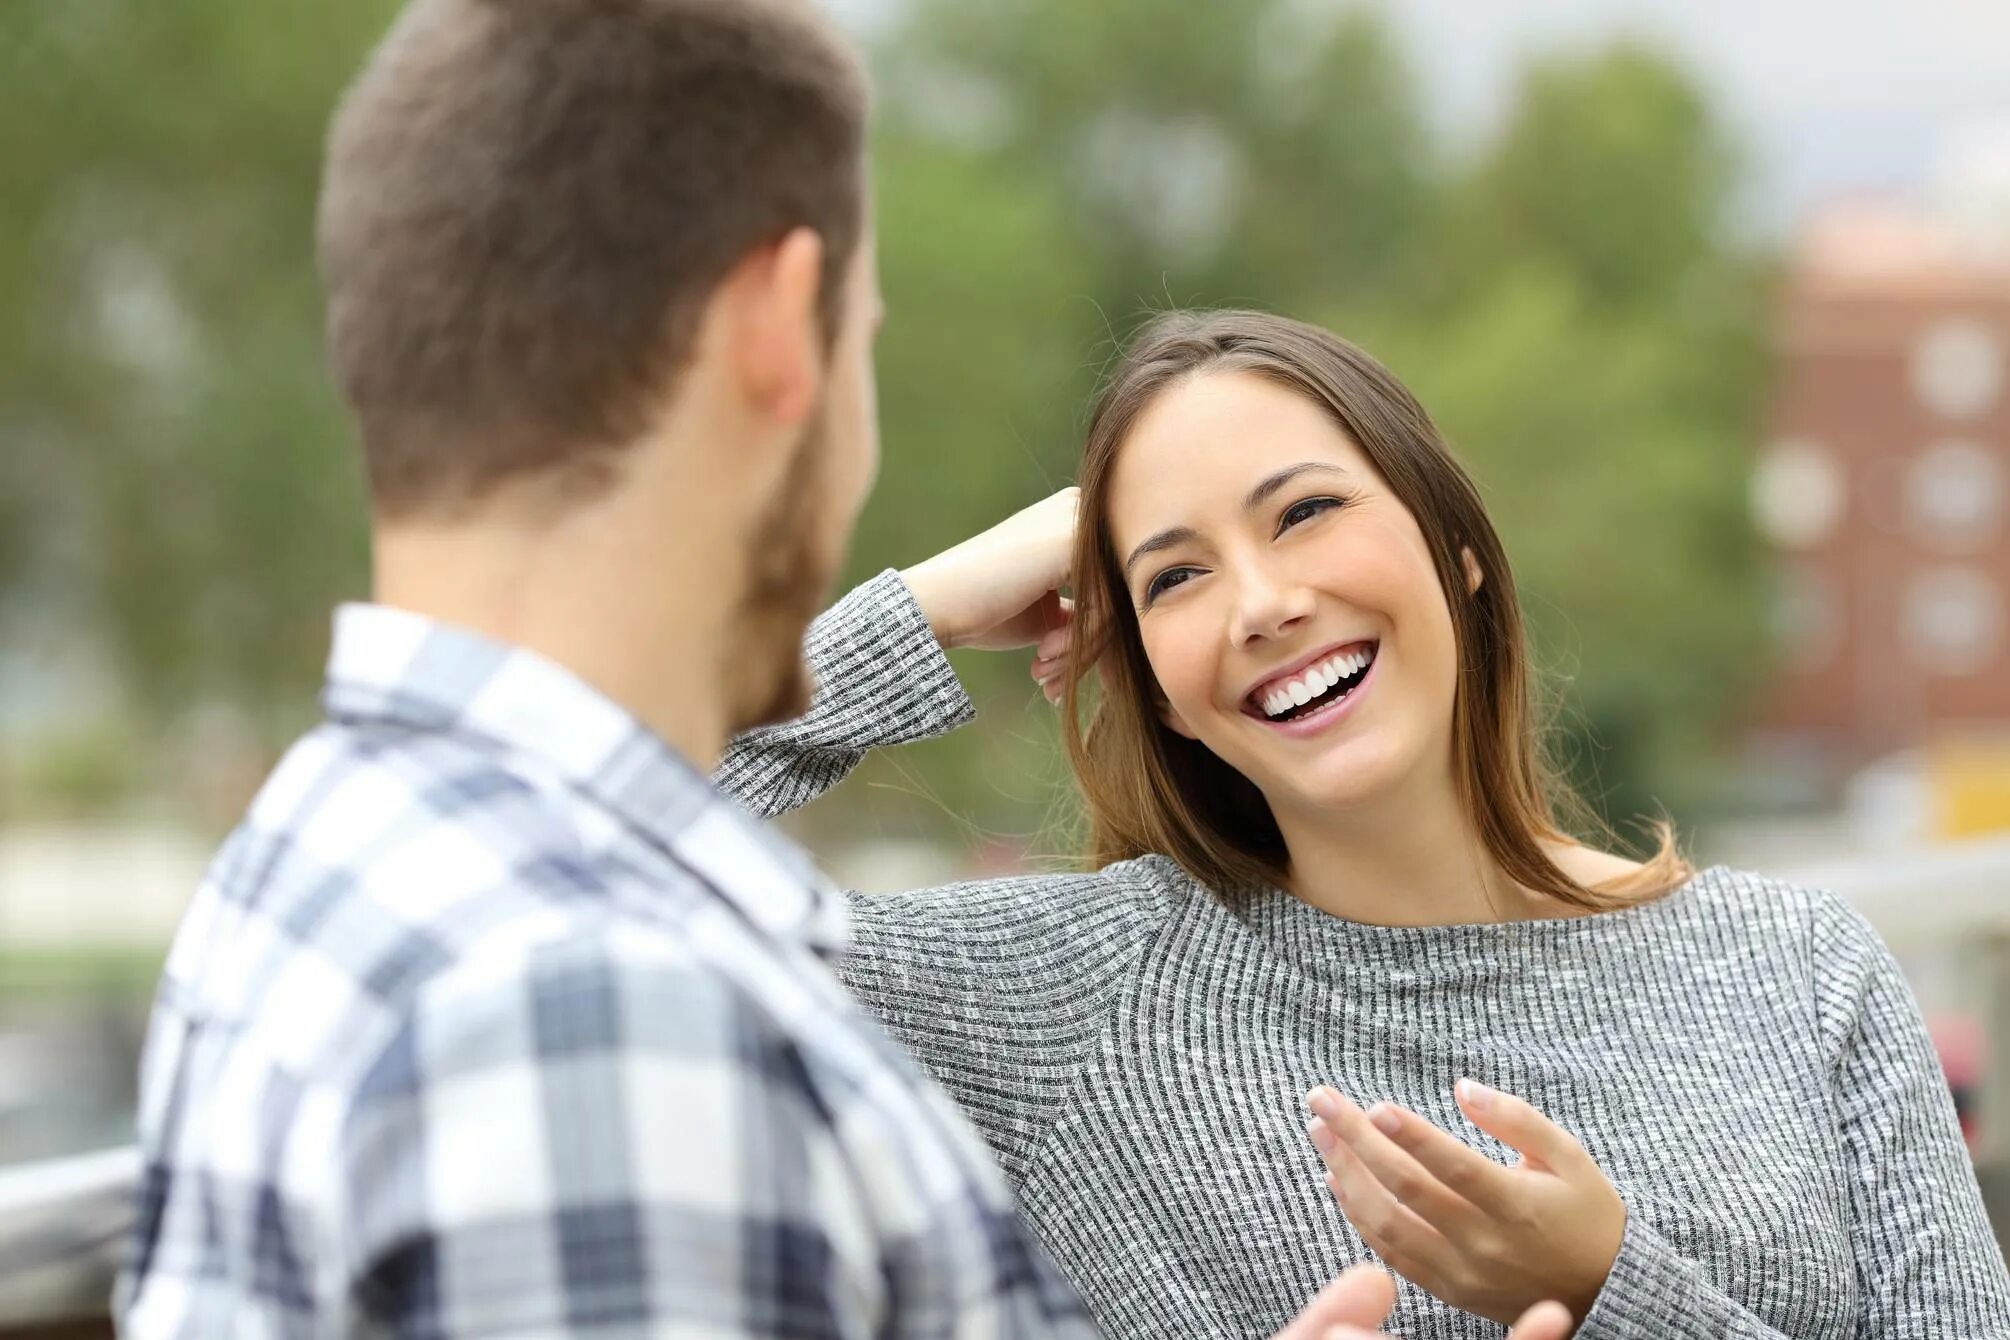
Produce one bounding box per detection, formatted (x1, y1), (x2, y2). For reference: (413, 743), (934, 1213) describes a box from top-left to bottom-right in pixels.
(0, 0), (1770, 855)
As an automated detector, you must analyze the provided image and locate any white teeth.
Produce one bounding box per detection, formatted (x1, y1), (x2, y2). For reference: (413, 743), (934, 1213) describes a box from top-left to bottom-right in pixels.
(1255, 645), (1377, 719)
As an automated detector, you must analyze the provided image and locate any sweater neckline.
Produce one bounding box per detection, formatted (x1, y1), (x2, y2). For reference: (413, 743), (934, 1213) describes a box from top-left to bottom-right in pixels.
(1230, 864), (1726, 977)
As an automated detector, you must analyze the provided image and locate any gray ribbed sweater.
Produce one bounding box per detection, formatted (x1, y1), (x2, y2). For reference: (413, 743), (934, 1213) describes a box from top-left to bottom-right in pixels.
(720, 571), (2010, 1339)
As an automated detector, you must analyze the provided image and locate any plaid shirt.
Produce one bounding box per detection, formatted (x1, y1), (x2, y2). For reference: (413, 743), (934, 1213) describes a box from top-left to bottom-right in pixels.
(119, 595), (1096, 1338)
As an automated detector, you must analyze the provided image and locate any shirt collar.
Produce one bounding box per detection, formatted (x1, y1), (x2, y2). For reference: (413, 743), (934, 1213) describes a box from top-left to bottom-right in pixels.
(321, 602), (847, 956)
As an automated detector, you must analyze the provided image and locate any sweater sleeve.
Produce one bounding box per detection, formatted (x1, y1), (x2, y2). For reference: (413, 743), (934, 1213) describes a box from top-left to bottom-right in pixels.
(716, 571), (1164, 1183)
(1820, 895), (2010, 1337)
(1576, 893), (2010, 1340)
(715, 569), (975, 819)
(835, 865), (1166, 1186)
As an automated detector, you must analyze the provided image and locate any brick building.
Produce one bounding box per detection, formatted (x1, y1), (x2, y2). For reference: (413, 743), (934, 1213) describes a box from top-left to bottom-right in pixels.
(1753, 199), (2010, 804)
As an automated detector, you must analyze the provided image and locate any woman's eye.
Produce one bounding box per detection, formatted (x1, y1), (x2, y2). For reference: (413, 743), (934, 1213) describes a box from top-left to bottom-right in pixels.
(1280, 496), (1342, 532)
(1144, 568), (1196, 603)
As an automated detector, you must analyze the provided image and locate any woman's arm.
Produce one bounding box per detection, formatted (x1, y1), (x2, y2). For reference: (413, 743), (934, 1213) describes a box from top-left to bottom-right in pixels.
(1578, 897), (2010, 1339)
(716, 569), (974, 818)
(837, 864), (1165, 1183)
(1819, 897), (2010, 1338)
(1306, 891), (2010, 1338)
(717, 488), (1080, 817)
(719, 489), (1141, 1176)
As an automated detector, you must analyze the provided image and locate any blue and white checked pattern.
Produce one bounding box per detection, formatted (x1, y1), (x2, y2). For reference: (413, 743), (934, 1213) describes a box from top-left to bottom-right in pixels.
(119, 598), (1095, 1338)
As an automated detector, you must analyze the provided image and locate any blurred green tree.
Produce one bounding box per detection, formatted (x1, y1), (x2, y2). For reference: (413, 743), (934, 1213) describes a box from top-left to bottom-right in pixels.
(892, 0), (1433, 313)
(853, 3), (1770, 842)
(1362, 44), (1771, 829)
(0, 0), (1767, 848)
(0, 0), (393, 763)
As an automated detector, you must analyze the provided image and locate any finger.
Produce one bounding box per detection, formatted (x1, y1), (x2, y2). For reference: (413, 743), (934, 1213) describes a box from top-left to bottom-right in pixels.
(1267, 1264), (1396, 1340)
(1033, 604), (1076, 662)
(1308, 1092), (1483, 1237)
(1506, 1300), (1573, 1340)
(1315, 1116), (1455, 1284)
(1455, 1080), (1588, 1175)
(1366, 1100), (1523, 1222)
(1028, 588), (1070, 640)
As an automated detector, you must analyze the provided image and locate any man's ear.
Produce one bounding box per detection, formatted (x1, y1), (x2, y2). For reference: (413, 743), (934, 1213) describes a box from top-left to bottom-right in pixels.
(720, 225), (825, 428)
(1460, 545), (1484, 595)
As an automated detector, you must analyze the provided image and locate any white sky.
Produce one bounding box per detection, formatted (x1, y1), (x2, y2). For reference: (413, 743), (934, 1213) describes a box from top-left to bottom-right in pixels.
(832, 0), (2010, 236)
(1379, 0), (2010, 230)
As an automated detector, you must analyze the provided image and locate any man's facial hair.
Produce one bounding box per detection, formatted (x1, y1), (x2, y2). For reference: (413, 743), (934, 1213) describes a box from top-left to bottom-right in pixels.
(731, 406), (835, 733)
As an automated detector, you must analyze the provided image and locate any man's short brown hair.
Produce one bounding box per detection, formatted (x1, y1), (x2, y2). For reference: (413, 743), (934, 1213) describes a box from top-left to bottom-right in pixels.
(318, 0), (868, 516)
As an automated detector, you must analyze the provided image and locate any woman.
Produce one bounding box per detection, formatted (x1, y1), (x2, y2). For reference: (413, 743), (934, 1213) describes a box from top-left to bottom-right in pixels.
(719, 309), (2010, 1338)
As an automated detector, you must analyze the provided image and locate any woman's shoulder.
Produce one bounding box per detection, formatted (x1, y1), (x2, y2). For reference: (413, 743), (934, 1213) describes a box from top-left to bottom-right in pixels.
(842, 852), (1191, 951)
(1670, 864), (1887, 964)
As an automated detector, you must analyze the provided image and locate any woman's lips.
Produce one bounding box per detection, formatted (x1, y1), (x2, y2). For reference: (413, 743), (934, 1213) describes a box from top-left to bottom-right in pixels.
(1244, 648), (1379, 739)
(1239, 639), (1378, 710)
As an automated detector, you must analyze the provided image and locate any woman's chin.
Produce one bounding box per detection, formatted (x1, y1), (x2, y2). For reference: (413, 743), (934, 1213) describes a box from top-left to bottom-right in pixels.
(1258, 732), (1417, 818)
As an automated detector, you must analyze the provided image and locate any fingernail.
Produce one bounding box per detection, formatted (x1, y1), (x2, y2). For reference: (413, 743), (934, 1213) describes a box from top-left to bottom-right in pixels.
(1305, 1088), (1337, 1119)
(1306, 1117), (1335, 1153)
(1368, 1104), (1400, 1135)
(1457, 1078), (1494, 1112)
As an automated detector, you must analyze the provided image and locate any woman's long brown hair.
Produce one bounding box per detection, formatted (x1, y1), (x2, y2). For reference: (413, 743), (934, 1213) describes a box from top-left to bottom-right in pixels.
(1060, 309), (1688, 910)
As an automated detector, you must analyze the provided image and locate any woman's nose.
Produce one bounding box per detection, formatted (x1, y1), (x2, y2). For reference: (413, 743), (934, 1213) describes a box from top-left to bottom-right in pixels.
(1229, 568), (1316, 647)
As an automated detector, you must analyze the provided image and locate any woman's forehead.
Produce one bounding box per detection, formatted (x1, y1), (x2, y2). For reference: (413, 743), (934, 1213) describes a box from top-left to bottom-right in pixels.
(1106, 371), (1369, 536)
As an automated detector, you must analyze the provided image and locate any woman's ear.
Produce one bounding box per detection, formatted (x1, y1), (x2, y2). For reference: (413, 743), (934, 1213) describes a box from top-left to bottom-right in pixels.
(1461, 546), (1484, 595)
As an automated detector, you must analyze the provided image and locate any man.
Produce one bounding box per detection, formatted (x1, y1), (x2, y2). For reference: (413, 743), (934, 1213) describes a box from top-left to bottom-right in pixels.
(118, 1), (1569, 1335)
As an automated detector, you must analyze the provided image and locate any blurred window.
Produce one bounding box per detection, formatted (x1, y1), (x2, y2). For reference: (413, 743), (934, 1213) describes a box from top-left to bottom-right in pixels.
(1907, 566), (2004, 674)
(1753, 438), (1846, 549)
(1907, 440), (2005, 550)
(1911, 318), (2004, 420)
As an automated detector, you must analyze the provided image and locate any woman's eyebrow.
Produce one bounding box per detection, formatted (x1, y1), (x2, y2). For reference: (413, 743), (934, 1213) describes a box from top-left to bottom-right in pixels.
(1244, 461), (1349, 511)
(1122, 463), (1352, 580)
(1122, 526), (1199, 580)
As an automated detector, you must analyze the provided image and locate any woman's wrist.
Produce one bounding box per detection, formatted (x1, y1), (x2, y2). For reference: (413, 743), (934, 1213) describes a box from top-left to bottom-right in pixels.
(896, 559), (962, 650)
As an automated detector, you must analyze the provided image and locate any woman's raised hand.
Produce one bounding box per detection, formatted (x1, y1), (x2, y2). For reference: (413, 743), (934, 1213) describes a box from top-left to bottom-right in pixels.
(1305, 1081), (1624, 1332)
(899, 488), (1081, 691)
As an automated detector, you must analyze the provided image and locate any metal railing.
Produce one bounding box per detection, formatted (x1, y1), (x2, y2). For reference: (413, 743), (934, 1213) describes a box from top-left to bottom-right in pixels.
(0, 1147), (134, 1335)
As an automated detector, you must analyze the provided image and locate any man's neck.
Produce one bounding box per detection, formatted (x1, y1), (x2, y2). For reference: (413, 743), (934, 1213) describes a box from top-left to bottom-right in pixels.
(372, 511), (736, 771)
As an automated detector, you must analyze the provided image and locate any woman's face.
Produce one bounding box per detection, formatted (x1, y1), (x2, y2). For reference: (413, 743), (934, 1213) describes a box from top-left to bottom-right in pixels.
(1106, 369), (1464, 822)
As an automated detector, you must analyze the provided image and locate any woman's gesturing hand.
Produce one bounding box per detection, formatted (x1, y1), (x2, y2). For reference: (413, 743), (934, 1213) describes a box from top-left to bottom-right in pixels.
(899, 488), (1079, 664)
(1270, 1262), (1576, 1340)
(1304, 1081), (1625, 1332)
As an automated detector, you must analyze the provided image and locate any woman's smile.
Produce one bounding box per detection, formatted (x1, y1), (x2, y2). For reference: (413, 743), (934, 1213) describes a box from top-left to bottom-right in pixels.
(1240, 639), (1381, 738)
